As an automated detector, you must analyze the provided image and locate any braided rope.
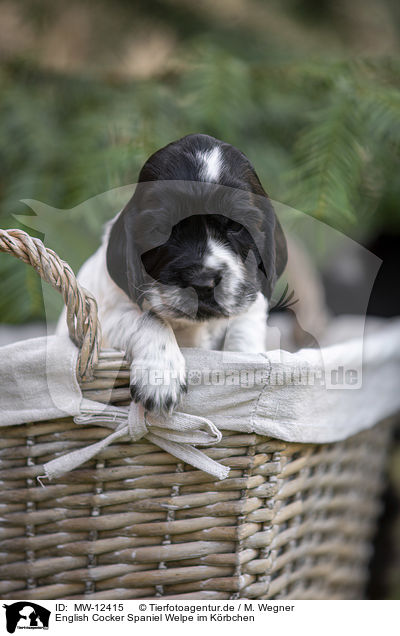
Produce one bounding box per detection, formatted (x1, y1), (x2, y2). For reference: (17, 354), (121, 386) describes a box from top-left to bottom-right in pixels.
(0, 228), (101, 381)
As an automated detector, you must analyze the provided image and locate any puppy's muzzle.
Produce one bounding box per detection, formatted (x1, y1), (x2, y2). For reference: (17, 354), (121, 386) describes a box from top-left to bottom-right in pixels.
(182, 267), (223, 294)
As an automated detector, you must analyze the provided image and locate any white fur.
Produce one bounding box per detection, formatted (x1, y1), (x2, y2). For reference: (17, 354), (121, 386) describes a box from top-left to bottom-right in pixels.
(223, 293), (268, 353)
(205, 236), (244, 307)
(197, 147), (222, 182)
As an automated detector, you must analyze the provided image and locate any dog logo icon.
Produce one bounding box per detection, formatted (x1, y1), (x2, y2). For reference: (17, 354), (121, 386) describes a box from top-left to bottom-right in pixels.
(3, 602), (50, 634)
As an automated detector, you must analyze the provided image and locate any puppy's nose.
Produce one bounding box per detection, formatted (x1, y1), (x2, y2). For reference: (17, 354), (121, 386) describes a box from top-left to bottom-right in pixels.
(191, 269), (222, 292)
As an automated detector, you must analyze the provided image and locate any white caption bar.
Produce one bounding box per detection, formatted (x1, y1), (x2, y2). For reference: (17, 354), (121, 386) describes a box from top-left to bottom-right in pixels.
(1, 599), (399, 636)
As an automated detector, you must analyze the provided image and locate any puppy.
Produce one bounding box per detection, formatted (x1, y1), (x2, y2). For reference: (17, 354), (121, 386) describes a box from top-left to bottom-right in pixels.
(58, 134), (287, 413)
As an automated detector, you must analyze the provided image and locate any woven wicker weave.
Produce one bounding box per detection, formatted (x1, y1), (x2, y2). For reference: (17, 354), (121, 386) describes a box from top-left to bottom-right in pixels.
(0, 229), (394, 600)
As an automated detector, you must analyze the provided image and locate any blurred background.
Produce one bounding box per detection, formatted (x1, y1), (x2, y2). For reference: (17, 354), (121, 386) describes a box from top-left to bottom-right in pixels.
(0, 0), (399, 598)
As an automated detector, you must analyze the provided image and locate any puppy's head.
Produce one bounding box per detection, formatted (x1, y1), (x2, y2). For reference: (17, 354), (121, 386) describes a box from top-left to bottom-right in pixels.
(107, 134), (287, 321)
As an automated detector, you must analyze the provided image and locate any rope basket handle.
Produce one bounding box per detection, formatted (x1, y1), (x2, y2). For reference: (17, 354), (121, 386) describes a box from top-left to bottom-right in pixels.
(0, 228), (101, 381)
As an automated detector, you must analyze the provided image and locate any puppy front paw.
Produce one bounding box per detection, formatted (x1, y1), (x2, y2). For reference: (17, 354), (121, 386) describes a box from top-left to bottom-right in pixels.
(129, 352), (187, 415)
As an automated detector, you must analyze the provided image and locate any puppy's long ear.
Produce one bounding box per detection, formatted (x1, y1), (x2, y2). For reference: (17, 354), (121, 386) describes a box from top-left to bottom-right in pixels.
(106, 209), (145, 304)
(232, 153), (287, 299)
(274, 215), (288, 279)
(257, 198), (288, 299)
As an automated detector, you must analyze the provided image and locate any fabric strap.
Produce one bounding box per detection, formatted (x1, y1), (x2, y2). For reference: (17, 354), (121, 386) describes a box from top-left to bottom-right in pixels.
(42, 402), (230, 482)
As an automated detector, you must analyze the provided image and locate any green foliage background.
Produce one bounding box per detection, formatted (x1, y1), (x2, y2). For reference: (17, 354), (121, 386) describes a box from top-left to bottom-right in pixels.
(1, 0), (400, 322)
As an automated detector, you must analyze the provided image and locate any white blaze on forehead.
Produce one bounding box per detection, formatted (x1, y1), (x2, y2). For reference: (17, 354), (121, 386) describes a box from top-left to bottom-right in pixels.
(196, 146), (222, 182)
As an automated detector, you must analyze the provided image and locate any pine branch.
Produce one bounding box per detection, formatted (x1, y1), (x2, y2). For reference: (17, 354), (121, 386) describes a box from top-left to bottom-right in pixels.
(288, 89), (365, 226)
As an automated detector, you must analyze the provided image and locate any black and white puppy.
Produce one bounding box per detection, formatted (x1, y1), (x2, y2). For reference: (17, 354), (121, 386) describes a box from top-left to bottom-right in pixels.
(59, 134), (287, 413)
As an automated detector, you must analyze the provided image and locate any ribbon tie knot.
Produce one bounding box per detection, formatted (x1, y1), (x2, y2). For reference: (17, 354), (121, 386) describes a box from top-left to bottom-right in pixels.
(42, 402), (230, 483)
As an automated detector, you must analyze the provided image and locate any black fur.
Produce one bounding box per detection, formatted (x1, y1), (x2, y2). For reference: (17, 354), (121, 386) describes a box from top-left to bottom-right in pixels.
(107, 134), (287, 317)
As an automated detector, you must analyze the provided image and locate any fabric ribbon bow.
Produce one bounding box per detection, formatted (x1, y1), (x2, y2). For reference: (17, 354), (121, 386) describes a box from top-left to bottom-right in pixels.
(42, 402), (230, 482)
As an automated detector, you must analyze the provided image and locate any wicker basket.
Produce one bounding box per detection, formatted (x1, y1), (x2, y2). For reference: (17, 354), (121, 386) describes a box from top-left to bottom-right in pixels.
(0, 229), (394, 601)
